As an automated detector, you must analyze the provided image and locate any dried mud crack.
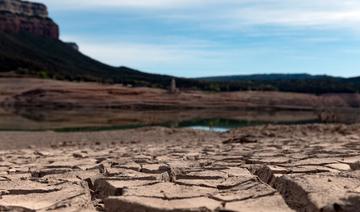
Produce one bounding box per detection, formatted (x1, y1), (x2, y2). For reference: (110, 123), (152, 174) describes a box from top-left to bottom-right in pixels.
(0, 124), (360, 211)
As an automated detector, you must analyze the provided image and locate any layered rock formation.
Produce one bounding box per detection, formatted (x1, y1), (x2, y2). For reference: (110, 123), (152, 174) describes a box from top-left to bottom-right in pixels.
(0, 0), (59, 39)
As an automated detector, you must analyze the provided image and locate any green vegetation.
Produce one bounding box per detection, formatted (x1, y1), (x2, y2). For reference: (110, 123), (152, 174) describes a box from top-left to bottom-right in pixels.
(0, 32), (359, 94)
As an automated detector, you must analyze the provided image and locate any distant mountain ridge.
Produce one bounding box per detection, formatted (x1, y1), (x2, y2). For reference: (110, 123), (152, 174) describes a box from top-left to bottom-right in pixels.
(349, 76), (360, 83)
(196, 73), (360, 94)
(198, 73), (357, 82)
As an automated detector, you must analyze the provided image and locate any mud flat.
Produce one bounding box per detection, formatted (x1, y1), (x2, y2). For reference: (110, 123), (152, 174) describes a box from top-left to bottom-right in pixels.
(0, 124), (360, 211)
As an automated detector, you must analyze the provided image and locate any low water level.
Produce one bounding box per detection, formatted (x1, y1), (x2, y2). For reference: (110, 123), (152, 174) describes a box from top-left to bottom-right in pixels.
(0, 108), (359, 132)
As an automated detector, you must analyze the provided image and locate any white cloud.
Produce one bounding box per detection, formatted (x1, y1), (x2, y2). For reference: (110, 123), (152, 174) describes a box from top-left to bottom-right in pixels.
(227, 5), (360, 28)
(62, 35), (224, 74)
(40, 0), (360, 31)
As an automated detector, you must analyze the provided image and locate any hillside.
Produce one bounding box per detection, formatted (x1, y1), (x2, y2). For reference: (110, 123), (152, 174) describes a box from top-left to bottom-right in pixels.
(348, 77), (360, 83)
(197, 74), (360, 94)
(0, 32), (202, 88)
(198, 73), (337, 81)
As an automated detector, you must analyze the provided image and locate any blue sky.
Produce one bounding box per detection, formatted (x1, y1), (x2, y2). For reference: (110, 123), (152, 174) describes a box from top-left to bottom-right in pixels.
(39, 0), (360, 77)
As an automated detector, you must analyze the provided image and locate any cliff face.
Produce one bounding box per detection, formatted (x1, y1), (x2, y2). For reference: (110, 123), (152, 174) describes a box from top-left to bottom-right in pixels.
(0, 0), (59, 39)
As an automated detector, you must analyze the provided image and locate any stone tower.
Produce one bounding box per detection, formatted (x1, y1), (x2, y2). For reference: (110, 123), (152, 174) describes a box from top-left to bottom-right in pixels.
(170, 78), (177, 93)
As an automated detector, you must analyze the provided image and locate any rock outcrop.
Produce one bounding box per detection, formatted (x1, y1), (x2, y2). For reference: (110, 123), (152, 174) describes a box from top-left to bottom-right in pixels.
(0, 0), (59, 39)
(66, 42), (79, 51)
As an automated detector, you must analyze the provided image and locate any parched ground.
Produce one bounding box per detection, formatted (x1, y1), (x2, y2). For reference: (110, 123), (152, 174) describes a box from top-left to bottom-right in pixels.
(0, 124), (360, 211)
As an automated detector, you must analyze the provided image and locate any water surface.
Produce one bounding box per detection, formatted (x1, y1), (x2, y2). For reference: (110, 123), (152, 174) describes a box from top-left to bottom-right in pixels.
(0, 108), (359, 132)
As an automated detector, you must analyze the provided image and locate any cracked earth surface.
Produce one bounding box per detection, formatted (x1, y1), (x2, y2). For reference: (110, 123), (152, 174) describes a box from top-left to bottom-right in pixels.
(0, 124), (360, 211)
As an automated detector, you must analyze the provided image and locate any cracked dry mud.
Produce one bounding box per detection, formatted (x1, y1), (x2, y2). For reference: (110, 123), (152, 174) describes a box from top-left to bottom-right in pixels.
(0, 124), (360, 212)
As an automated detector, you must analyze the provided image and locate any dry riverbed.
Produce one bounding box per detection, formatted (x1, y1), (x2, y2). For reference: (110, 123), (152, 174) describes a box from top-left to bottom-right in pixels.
(0, 124), (360, 211)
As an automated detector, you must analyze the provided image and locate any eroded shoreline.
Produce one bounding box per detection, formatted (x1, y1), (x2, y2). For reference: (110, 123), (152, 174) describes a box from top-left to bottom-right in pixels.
(2, 77), (360, 110)
(0, 124), (360, 211)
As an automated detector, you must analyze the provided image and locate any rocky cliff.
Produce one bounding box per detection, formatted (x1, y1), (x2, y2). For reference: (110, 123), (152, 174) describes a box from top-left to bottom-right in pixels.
(0, 0), (59, 39)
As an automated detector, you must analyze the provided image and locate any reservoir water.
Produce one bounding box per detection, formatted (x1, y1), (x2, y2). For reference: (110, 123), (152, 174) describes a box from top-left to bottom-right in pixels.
(0, 108), (359, 132)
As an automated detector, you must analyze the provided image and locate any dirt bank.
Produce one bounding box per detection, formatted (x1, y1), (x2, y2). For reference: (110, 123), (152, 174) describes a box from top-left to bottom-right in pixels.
(1, 77), (360, 110)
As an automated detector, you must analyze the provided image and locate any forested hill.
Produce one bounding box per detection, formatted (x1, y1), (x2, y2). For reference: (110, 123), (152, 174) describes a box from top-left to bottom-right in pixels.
(196, 74), (360, 94)
(198, 73), (347, 82)
(0, 32), (203, 89)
